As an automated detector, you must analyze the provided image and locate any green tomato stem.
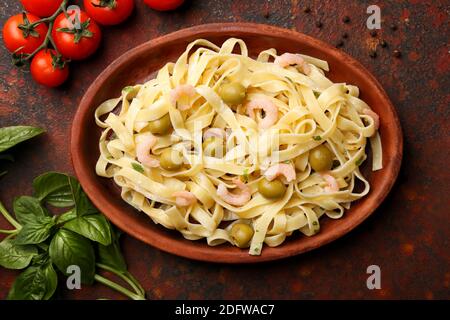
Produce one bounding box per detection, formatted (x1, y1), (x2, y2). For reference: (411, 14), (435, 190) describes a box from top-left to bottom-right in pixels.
(29, 0), (68, 27)
(94, 274), (145, 300)
(19, 0), (67, 62)
(0, 200), (21, 230)
(22, 21), (54, 62)
(96, 263), (146, 297)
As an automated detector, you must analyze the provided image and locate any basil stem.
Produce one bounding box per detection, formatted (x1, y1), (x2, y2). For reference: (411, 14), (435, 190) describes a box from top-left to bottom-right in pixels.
(96, 263), (145, 297)
(94, 274), (145, 300)
(0, 229), (18, 235)
(0, 201), (22, 230)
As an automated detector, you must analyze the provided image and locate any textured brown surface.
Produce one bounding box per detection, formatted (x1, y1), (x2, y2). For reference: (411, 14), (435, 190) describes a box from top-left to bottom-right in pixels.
(0, 0), (449, 299)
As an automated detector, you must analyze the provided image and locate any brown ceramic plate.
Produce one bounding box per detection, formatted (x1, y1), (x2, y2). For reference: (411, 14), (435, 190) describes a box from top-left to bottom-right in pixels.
(71, 23), (402, 263)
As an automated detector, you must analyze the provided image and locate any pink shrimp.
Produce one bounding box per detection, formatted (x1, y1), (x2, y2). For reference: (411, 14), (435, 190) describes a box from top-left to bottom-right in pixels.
(274, 53), (311, 75)
(136, 133), (159, 168)
(264, 163), (296, 183)
(217, 178), (251, 207)
(246, 97), (279, 129)
(172, 191), (197, 207)
(363, 108), (380, 130)
(320, 173), (339, 193)
(203, 127), (227, 140)
(170, 84), (196, 111)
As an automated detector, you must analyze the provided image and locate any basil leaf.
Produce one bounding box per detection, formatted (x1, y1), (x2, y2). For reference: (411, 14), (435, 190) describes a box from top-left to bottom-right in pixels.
(97, 227), (127, 272)
(15, 216), (55, 245)
(33, 172), (75, 207)
(31, 252), (50, 266)
(13, 196), (48, 225)
(49, 229), (95, 284)
(0, 126), (45, 153)
(56, 208), (77, 224)
(7, 263), (57, 300)
(36, 242), (49, 252)
(68, 177), (97, 216)
(42, 264), (58, 300)
(0, 239), (37, 269)
(63, 214), (112, 246)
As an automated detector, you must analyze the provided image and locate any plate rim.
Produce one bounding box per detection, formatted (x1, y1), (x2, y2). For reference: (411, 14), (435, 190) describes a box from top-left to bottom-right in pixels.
(71, 22), (403, 264)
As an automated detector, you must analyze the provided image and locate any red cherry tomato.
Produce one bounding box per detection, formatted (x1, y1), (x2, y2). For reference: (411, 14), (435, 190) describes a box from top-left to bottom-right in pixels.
(30, 49), (69, 87)
(143, 0), (184, 11)
(83, 0), (134, 26)
(2, 14), (48, 54)
(52, 10), (102, 60)
(20, 0), (64, 17)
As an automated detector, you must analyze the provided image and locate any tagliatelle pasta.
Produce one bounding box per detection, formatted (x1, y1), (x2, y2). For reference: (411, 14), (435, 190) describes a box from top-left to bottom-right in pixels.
(95, 38), (382, 255)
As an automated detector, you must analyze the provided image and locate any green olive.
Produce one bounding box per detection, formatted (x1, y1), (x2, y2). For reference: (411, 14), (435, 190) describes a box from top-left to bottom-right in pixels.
(160, 148), (183, 171)
(218, 82), (246, 105)
(257, 178), (287, 199)
(202, 137), (224, 157)
(230, 223), (254, 248)
(309, 144), (334, 172)
(148, 113), (172, 135)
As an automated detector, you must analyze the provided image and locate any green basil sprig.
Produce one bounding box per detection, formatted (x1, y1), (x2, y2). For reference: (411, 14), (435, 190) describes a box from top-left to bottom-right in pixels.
(0, 172), (145, 300)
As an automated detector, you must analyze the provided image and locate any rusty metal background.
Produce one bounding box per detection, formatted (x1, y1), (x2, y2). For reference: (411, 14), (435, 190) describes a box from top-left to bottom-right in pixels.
(0, 0), (449, 299)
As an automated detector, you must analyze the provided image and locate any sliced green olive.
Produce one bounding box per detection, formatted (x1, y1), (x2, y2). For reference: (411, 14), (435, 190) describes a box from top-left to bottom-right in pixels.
(202, 137), (224, 157)
(160, 148), (183, 171)
(148, 113), (172, 135)
(218, 82), (246, 105)
(258, 178), (287, 199)
(309, 144), (334, 172)
(230, 223), (254, 248)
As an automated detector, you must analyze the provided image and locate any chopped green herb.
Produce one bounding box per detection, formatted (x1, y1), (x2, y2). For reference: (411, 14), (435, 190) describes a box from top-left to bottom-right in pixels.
(312, 221), (318, 226)
(313, 135), (322, 141)
(285, 76), (297, 85)
(314, 91), (321, 98)
(132, 163), (145, 173)
(122, 86), (133, 93)
(355, 157), (364, 166)
(242, 169), (249, 183)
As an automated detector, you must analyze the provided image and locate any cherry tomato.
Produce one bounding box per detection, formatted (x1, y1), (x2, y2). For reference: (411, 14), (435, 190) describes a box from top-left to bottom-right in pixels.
(2, 14), (48, 54)
(30, 49), (69, 87)
(83, 0), (134, 26)
(20, 0), (64, 17)
(143, 0), (184, 11)
(52, 10), (102, 60)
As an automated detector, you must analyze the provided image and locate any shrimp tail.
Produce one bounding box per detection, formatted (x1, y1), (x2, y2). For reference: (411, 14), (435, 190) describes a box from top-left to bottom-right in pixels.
(264, 163), (296, 182)
(173, 191), (197, 207)
(321, 173), (339, 193)
(275, 53), (311, 75)
(136, 133), (159, 168)
(170, 84), (196, 111)
(246, 97), (279, 129)
(217, 178), (251, 206)
(363, 108), (380, 130)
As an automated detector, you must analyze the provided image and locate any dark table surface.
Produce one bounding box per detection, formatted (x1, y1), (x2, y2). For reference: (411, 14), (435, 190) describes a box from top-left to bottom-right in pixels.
(1, 0), (449, 300)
